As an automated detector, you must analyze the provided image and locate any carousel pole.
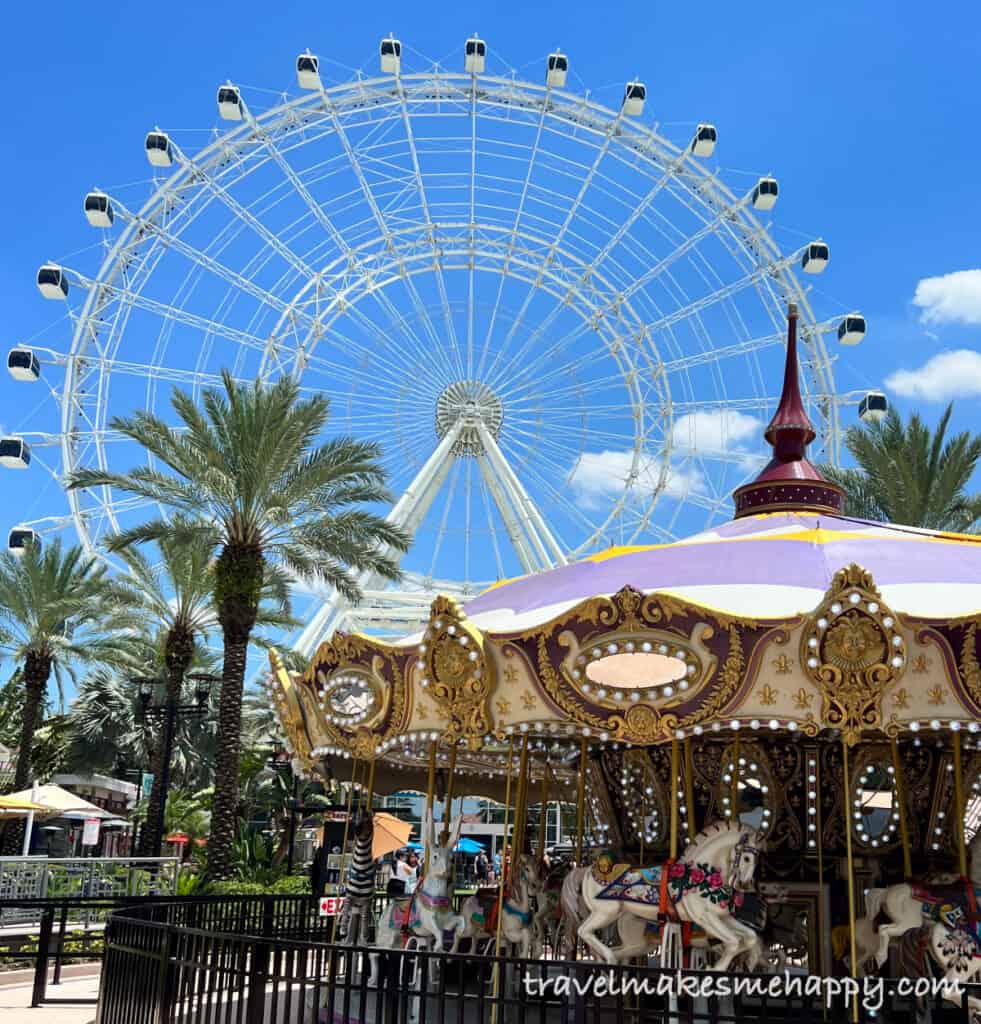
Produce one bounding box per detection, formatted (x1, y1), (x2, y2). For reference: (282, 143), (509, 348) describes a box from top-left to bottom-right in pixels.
(953, 731), (968, 879)
(841, 740), (859, 1024)
(490, 739), (516, 1024)
(512, 735), (531, 858)
(444, 742), (458, 831)
(889, 737), (912, 879)
(537, 766), (550, 863)
(364, 756), (377, 812)
(575, 738), (588, 865)
(683, 737), (697, 842)
(813, 750), (826, 979)
(730, 734), (741, 825)
(669, 739), (680, 861)
(424, 741), (437, 874)
(330, 756), (361, 943)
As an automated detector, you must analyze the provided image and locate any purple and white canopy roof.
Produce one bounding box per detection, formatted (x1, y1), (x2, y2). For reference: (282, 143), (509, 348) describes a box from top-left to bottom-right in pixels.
(464, 511), (981, 633)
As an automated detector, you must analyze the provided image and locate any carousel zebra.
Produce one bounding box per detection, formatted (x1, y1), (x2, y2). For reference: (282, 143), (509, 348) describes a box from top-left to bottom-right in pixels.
(337, 809), (377, 945)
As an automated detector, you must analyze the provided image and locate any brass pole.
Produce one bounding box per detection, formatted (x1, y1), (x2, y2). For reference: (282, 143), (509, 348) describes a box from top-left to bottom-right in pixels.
(490, 739), (516, 1024)
(574, 738), (588, 864)
(954, 731), (968, 878)
(841, 740), (859, 1024)
(683, 737), (697, 842)
(537, 766), (550, 862)
(730, 734), (741, 826)
(424, 741), (437, 874)
(444, 742), (458, 833)
(364, 757), (377, 812)
(890, 737), (912, 879)
(512, 735), (530, 857)
(330, 756), (361, 943)
(814, 750), (826, 979)
(669, 739), (680, 861)
(639, 792), (645, 866)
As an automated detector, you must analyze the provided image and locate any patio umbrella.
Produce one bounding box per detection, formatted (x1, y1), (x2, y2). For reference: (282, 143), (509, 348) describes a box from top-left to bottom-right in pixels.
(371, 812), (413, 859)
(454, 837), (485, 855)
(0, 793), (50, 816)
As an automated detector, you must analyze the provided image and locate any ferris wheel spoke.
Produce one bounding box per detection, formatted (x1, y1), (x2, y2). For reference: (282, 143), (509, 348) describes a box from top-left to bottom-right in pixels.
(426, 457), (461, 580)
(393, 77), (466, 381)
(477, 468), (507, 581)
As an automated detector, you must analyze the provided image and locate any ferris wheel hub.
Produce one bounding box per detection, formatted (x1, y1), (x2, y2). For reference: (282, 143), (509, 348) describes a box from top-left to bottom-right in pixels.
(435, 380), (504, 457)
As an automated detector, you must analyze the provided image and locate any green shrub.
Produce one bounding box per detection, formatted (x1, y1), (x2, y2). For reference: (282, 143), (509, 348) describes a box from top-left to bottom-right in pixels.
(269, 875), (311, 895)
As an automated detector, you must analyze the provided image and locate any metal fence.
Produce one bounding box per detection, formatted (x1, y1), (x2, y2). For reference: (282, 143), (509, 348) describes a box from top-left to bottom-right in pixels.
(95, 896), (978, 1024)
(0, 856), (180, 924)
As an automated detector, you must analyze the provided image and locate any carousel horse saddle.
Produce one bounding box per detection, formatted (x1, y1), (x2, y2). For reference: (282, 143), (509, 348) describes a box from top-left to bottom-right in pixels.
(595, 866), (663, 906)
(912, 881), (979, 933)
(387, 897), (421, 932)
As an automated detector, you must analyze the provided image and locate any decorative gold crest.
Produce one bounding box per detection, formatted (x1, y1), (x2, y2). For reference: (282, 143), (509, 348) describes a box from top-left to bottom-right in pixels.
(757, 684), (778, 706)
(419, 595), (494, 750)
(800, 564), (905, 746)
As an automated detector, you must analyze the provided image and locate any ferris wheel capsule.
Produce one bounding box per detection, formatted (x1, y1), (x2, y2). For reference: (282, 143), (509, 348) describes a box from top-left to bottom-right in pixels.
(217, 85), (243, 121)
(751, 177), (779, 211)
(690, 124), (717, 158)
(296, 52), (320, 90)
(83, 191), (113, 228)
(622, 80), (646, 116)
(8, 526), (39, 557)
(464, 36), (486, 73)
(380, 37), (401, 74)
(145, 131), (173, 168)
(801, 241), (829, 274)
(546, 51), (568, 87)
(37, 264), (68, 300)
(0, 437), (31, 469)
(837, 313), (866, 346)
(859, 391), (888, 424)
(7, 347), (40, 382)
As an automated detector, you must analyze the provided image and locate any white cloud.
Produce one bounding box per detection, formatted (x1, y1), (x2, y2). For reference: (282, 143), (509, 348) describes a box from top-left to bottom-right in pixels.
(913, 269), (981, 326)
(885, 349), (981, 401)
(568, 410), (763, 507)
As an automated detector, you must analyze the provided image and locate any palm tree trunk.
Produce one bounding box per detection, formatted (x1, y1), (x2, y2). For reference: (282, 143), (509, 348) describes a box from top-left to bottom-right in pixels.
(208, 545), (263, 880)
(139, 627), (193, 857)
(2, 651), (51, 853)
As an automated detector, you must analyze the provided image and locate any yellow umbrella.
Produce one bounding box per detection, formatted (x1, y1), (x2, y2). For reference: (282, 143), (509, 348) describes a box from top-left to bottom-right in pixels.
(371, 812), (413, 860)
(0, 794), (50, 815)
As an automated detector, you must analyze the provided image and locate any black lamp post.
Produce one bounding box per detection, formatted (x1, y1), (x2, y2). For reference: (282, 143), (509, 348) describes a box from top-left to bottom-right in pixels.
(136, 672), (219, 856)
(266, 749), (302, 873)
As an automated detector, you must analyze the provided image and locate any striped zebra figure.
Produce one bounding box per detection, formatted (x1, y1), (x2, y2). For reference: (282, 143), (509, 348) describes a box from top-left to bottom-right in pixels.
(337, 810), (377, 945)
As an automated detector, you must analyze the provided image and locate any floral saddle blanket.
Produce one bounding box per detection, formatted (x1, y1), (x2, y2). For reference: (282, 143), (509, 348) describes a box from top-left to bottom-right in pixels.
(594, 860), (744, 914)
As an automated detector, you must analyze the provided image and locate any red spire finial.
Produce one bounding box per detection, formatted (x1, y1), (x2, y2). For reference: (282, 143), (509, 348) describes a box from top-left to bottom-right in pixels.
(732, 305), (843, 518)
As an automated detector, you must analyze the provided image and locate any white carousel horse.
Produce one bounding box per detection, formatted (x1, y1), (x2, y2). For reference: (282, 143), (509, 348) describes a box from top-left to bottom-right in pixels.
(559, 820), (765, 970)
(498, 854), (544, 958)
(858, 829), (981, 1017)
(375, 810), (468, 953)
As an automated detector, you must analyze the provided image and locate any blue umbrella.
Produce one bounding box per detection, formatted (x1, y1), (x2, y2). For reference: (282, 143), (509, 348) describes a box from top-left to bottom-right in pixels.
(405, 841), (424, 851)
(454, 837), (485, 855)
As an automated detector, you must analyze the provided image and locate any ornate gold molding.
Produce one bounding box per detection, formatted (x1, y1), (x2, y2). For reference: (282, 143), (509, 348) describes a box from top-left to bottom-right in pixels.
(418, 596), (494, 750)
(800, 565), (905, 746)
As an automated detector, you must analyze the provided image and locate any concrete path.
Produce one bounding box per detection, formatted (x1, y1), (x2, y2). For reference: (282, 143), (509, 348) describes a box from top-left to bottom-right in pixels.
(0, 972), (99, 1024)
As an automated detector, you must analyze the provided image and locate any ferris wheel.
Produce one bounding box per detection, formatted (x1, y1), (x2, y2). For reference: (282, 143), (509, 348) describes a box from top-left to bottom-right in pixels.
(5, 37), (870, 655)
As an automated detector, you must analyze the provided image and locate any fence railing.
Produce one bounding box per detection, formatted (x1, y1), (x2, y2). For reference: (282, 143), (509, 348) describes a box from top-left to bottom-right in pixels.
(0, 856), (180, 924)
(95, 896), (979, 1024)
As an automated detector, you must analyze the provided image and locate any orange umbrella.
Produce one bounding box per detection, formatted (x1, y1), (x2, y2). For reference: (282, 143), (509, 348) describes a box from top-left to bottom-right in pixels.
(371, 812), (413, 860)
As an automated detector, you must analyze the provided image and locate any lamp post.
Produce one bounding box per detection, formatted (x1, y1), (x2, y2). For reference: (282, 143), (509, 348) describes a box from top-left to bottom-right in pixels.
(136, 672), (219, 857)
(266, 750), (302, 874)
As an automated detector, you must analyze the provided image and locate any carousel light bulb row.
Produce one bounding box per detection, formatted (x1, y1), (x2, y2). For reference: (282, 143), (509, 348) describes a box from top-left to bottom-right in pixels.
(806, 755), (818, 849)
(721, 758), (772, 828)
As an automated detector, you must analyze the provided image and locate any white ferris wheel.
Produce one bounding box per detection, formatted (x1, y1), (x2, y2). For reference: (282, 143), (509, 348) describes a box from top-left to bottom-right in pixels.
(5, 37), (872, 656)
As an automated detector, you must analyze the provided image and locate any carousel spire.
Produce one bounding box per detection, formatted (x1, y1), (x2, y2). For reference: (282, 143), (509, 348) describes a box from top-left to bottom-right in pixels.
(732, 304), (844, 518)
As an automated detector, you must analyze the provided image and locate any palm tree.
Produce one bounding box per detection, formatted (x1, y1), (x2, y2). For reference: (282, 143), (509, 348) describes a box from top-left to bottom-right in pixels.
(822, 403), (981, 531)
(0, 540), (138, 849)
(67, 371), (409, 878)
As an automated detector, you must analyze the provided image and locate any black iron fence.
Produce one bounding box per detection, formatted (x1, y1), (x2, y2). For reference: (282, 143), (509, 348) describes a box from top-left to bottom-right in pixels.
(93, 895), (979, 1024)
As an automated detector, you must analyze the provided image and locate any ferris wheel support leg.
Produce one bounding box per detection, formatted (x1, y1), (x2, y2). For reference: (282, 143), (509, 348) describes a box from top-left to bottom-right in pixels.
(475, 455), (542, 576)
(292, 422), (464, 657)
(476, 423), (568, 569)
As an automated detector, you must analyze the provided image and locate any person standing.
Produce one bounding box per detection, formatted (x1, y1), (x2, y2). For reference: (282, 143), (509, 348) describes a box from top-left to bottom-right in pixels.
(474, 848), (489, 885)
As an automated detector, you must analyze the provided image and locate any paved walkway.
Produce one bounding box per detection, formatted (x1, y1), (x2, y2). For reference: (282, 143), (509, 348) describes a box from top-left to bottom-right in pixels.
(0, 971), (99, 1023)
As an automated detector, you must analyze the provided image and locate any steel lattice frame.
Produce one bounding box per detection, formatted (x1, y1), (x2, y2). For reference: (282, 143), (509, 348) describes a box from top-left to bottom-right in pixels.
(19, 55), (851, 654)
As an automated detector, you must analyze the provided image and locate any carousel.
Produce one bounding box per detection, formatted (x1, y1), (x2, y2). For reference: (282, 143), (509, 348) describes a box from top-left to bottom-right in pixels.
(270, 305), (981, 1013)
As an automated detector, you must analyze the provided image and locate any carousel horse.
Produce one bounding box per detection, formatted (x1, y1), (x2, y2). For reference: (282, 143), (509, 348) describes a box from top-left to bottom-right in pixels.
(860, 829), (981, 1017)
(337, 809), (376, 945)
(498, 854), (545, 958)
(375, 810), (468, 953)
(559, 820), (765, 970)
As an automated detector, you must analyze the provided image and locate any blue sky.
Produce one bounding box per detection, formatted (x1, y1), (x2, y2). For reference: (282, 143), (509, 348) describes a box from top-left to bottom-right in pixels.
(2, 0), (981, 619)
